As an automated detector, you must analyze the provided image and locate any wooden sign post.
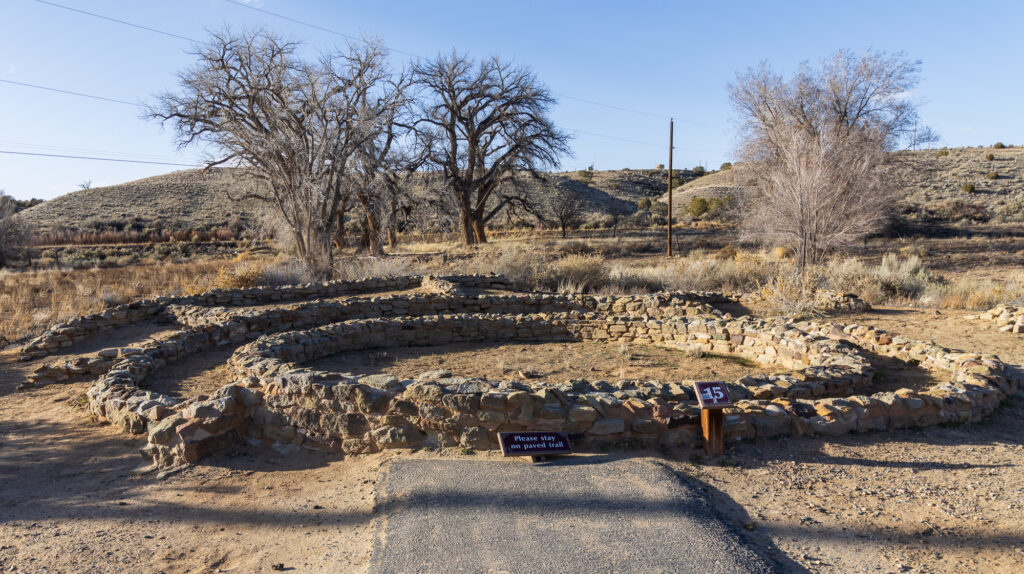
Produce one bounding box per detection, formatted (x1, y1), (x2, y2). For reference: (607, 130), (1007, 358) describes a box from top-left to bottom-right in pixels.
(498, 431), (572, 463)
(693, 381), (732, 456)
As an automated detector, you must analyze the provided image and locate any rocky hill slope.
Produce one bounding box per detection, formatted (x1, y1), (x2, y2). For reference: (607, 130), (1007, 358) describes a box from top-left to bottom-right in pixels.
(19, 146), (1023, 235)
(660, 146), (1024, 224)
(18, 167), (697, 235)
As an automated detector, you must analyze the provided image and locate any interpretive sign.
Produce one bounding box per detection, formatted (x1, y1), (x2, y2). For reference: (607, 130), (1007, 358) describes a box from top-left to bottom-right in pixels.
(694, 381), (733, 409)
(498, 431), (572, 457)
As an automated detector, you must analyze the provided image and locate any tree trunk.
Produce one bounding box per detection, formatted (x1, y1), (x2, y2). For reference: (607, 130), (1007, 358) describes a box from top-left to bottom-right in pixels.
(460, 209), (476, 245)
(364, 209), (383, 256)
(387, 227), (397, 248)
(472, 218), (488, 244)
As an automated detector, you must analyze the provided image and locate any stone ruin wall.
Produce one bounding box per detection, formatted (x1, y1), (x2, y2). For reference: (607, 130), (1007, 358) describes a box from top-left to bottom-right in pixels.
(14, 272), (1017, 469)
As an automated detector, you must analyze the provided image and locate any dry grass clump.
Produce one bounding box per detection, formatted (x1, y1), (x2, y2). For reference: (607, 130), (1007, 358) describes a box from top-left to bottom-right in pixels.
(925, 273), (1024, 310)
(333, 256), (428, 282)
(0, 260), (231, 343)
(548, 254), (609, 293)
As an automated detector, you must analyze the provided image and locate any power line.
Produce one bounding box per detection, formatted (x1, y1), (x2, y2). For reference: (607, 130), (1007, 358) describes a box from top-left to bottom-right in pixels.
(557, 94), (725, 131)
(0, 140), (187, 163)
(36, 0), (199, 43)
(218, 0), (723, 130)
(0, 150), (195, 167)
(0, 78), (137, 106)
(567, 128), (725, 154)
(31, 0), (729, 155)
(222, 0), (424, 61)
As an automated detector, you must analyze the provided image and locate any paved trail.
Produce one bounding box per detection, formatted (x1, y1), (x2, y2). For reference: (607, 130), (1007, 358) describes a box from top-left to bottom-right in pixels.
(370, 455), (779, 574)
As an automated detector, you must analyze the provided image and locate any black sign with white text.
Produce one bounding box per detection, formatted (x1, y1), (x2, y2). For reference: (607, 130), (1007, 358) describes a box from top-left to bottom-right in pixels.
(498, 432), (573, 457)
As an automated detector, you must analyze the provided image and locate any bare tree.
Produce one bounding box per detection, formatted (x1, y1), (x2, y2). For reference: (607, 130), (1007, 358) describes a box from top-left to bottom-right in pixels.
(78, 180), (92, 190)
(412, 52), (571, 245)
(346, 71), (422, 255)
(148, 29), (391, 277)
(0, 191), (32, 268)
(730, 50), (932, 267)
(547, 186), (584, 238)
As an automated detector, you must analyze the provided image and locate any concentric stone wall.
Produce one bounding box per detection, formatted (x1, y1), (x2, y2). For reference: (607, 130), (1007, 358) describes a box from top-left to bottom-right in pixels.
(18, 272), (1015, 469)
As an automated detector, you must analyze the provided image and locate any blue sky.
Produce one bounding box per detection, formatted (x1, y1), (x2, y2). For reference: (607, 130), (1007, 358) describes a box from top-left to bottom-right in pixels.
(2, 0), (1022, 200)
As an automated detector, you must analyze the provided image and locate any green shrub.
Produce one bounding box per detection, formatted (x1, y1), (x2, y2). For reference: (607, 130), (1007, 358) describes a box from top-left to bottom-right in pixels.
(985, 171), (998, 180)
(687, 197), (710, 218)
(636, 197), (652, 210)
(719, 162), (733, 170)
(936, 149), (950, 157)
(994, 142), (1006, 149)
(692, 165), (706, 176)
(961, 183), (976, 193)
(985, 153), (995, 161)
(576, 170), (594, 183)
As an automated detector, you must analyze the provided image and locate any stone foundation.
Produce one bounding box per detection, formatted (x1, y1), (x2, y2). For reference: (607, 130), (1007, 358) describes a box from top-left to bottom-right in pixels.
(18, 272), (1014, 469)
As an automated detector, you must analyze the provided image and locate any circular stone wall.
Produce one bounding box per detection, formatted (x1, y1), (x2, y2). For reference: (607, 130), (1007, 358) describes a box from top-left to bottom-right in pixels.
(43, 273), (1016, 468)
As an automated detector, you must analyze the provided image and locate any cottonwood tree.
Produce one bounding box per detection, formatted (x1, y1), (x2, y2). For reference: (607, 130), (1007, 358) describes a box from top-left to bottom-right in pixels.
(148, 29), (391, 277)
(730, 50), (934, 268)
(547, 185), (584, 238)
(0, 191), (31, 268)
(412, 52), (571, 245)
(345, 71), (422, 254)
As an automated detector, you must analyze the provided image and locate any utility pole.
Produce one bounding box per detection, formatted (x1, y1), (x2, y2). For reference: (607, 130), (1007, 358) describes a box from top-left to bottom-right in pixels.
(667, 118), (674, 257)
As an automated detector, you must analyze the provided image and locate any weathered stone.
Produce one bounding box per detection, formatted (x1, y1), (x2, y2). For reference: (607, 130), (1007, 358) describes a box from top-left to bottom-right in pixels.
(459, 426), (491, 450)
(441, 393), (480, 413)
(322, 412), (369, 437)
(568, 405), (599, 423)
(404, 382), (445, 402)
(370, 426), (424, 448)
(358, 374), (402, 391)
(352, 386), (390, 413)
(588, 417), (625, 435)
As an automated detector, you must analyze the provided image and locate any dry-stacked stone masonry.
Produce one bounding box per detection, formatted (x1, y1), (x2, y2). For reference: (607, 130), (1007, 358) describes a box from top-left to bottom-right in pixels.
(969, 305), (1024, 334)
(17, 273), (1019, 469)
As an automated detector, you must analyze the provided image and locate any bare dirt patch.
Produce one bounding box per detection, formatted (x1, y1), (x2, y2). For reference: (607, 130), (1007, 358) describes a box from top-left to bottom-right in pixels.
(308, 340), (788, 382)
(1, 305), (1021, 573)
(143, 345), (240, 399)
(681, 306), (1024, 573)
(0, 353), (383, 573)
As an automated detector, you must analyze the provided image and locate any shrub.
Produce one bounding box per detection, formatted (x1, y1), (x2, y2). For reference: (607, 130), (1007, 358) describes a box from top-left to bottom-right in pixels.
(545, 254), (608, 293)
(692, 165), (706, 176)
(719, 162), (733, 170)
(576, 170), (594, 184)
(636, 197), (652, 210)
(985, 171), (998, 180)
(936, 149), (950, 157)
(962, 183), (976, 193)
(874, 254), (933, 299)
(716, 244), (738, 260)
(994, 142), (1006, 149)
(985, 153), (995, 161)
(688, 197), (710, 219)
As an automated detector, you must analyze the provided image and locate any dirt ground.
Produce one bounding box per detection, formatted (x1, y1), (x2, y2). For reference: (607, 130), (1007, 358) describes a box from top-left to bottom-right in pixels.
(1, 306), (1022, 573)
(308, 339), (784, 383)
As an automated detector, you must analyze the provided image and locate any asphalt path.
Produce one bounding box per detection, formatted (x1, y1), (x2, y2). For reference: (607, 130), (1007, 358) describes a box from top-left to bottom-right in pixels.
(370, 455), (779, 573)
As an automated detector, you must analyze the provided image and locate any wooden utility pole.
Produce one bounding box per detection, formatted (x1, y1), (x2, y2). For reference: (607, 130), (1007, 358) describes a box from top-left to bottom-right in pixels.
(667, 118), (674, 256)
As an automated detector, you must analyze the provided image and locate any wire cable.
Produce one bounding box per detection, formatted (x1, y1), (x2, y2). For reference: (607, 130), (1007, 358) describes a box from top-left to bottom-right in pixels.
(218, 0), (724, 129)
(0, 150), (195, 167)
(0, 78), (137, 106)
(36, 0), (200, 43)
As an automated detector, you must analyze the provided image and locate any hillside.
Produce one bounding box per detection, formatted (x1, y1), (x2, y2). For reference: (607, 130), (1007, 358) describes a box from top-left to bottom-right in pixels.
(18, 167), (690, 235)
(18, 168), (263, 235)
(19, 147), (1023, 235)
(658, 146), (1024, 223)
